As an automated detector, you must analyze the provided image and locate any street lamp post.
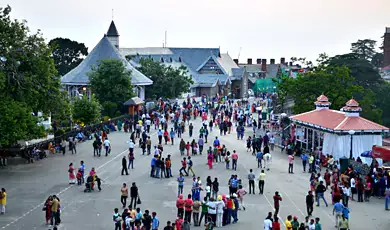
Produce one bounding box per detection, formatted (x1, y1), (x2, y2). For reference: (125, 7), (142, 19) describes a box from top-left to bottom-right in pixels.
(348, 130), (356, 159)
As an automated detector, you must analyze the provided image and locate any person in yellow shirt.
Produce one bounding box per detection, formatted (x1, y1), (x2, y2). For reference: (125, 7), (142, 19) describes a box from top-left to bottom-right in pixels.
(258, 170), (266, 194)
(0, 188), (6, 214)
(285, 215), (293, 230)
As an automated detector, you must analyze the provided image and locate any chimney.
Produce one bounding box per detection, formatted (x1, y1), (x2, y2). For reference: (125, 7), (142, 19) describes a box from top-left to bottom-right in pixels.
(247, 58), (252, 65)
(233, 59), (239, 65)
(280, 57), (285, 64)
(289, 62), (293, 66)
(261, 59), (267, 71)
(270, 59), (275, 64)
(256, 59), (262, 64)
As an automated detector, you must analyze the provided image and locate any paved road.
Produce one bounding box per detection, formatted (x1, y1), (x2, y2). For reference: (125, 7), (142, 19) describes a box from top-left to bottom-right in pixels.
(0, 118), (388, 230)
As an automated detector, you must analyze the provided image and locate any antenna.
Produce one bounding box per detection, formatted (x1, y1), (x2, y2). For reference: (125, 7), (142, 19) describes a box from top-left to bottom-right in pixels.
(237, 47), (242, 60)
(165, 31), (167, 48)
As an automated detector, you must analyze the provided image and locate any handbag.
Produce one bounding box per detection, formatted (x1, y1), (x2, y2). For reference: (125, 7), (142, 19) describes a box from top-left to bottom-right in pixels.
(137, 196), (141, 205)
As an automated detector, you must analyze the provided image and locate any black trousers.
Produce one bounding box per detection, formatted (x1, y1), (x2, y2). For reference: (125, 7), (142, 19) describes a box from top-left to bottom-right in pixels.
(288, 163), (294, 173)
(259, 180), (265, 194)
(130, 196), (137, 209)
(121, 196), (127, 207)
(185, 210), (192, 223)
(307, 203), (313, 215)
(249, 180), (255, 194)
(177, 208), (184, 218)
(158, 136), (162, 145)
(121, 166), (128, 175)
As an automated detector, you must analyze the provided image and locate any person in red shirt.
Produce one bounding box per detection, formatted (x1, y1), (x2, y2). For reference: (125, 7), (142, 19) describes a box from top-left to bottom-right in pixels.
(176, 194), (185, 218)
(272, 217), (281, 230)
(226, 196), (234, 224)
(179, 158), (188, 176)
(163, 129), (169, 145)
(273, 191), (282, 218)
(184, 194), (194, 224)
(185, 142), (191, 156)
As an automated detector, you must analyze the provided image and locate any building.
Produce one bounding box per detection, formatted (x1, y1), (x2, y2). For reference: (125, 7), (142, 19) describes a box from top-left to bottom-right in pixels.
(61, 21), (153, 100)
(383, 27), (390, 68)
(289, 94), (389, 164)
(120, 48), (242, 98)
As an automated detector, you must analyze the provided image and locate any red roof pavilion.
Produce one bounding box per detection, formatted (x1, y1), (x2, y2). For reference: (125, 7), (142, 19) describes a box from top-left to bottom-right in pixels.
(289, 94), (389, 133)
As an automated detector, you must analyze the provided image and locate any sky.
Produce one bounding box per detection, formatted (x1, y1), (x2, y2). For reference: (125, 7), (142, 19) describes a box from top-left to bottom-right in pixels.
(3, 0), (390, 64)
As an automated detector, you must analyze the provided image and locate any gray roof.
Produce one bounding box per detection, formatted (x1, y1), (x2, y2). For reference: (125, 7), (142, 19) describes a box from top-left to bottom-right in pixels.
(120, 47), (231, 88)
(266, 64), (280, 78)
(123, 97), (144, 106)
(107, 21), (119, 37)
(231, 68), (244, 80)
(61, 35), (152, 86)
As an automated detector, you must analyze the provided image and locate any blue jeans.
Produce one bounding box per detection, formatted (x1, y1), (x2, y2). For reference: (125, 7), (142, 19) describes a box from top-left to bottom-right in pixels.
(227, 208), (232, 224)
(385, 197), (390, 210)
(232, 159), (237, 170)
(155, 167), (160, 178)
(226, 161), (230, 169)
(178, 185), (183, 197)
(316, 192), (328, 206)
(232, 209), (238, 222)
(128, 159), (134, 169)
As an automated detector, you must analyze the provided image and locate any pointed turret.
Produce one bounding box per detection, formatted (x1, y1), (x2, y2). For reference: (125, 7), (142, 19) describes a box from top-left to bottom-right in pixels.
(314, 94), (331, 110)
(107, 21), (119, 48)
(342, 98), (362, 117)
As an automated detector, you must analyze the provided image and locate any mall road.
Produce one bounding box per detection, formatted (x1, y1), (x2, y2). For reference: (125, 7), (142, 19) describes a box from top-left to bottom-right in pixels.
(0, 118), (389, 229)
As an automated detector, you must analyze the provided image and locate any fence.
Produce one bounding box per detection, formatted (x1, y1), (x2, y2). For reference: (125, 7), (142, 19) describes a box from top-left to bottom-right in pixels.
(0, 114), (132, 159)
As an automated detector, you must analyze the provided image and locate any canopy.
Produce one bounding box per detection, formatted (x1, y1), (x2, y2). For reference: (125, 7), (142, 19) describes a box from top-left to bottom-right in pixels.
(123, 97), (144, 106)
(253, 78), (277, 93)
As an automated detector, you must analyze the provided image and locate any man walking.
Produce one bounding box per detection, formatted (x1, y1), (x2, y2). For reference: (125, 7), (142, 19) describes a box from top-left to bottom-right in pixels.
(306, 191), (314, 216)
(333, 200), (344, 228)
(121, 183), (128, 208)
(121, 156), (129, 175)
(130, 182), (138, 209)
(273, 191), (282, 218)
(288, 154), (294, 174)
(258, 170), (265, 195)
(231, 150), (238, 171)
(256, 150), (263, 168)
(247, 169), (255, 194)
(104, 137), (111, 156)
(316, 181), (328, 207)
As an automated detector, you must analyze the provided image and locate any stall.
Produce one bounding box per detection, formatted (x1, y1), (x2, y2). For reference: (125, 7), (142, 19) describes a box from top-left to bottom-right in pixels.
(289, 94), (388, 163)
(123, 97), (144, 119)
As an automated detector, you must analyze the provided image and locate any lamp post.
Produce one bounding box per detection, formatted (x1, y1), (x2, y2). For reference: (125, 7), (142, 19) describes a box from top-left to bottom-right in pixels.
(348, 130), (356, 159)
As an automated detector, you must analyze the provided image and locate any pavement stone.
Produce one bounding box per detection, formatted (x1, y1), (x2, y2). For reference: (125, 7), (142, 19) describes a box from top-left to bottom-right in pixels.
(0, 118), (388, 230)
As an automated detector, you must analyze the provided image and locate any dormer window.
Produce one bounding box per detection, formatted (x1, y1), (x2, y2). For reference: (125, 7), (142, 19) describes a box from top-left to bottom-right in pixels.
(160, 57), (164, 63)
(170, 57), (173, 62)
(178, 57), (182, 62)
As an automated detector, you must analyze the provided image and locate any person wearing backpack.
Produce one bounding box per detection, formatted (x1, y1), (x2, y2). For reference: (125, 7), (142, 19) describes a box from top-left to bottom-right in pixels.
(187, 157), (195, 177)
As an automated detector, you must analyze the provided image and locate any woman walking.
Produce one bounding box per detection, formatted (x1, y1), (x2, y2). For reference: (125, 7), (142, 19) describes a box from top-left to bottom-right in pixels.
(68, 163), (76, 184)
(0, 188), (6, 214)
(43, 196), (52, 225)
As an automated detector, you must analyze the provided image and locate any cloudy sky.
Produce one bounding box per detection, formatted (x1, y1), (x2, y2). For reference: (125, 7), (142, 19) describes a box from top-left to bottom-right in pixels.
(3, 0), (390, 63)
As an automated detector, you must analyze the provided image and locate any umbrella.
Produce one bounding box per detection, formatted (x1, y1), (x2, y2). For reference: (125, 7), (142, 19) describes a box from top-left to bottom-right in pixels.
(360, 150), (373, 158)
(256, 107), (262, 111)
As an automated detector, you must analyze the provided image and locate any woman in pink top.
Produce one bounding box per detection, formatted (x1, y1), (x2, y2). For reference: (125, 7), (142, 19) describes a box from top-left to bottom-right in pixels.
(364, 180), (372, 201)
(231, 150), (238, 171)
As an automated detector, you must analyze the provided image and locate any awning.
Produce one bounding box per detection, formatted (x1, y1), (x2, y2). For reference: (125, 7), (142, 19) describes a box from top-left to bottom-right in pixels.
(123, 97), (144, 106)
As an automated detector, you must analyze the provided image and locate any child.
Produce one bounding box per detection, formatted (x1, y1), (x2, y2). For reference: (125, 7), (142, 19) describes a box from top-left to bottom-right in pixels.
(206, 185), (211, 200)
(76, 169), (82, 185)
(225, 152), (231, 169)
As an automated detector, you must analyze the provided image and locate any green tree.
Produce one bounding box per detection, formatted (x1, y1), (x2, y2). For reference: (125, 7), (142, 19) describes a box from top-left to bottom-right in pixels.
(88, 59), (134, 117)
(72, 95), (101, 125)
(328, 53), (381, 87)
(350, 39), (377, 60)
(49, 37), (88, 76)
(0, 99), (45, 147)
(136, 58), (193, 99)
(0, 5), (67, 146)
(371, 52), (384, 68)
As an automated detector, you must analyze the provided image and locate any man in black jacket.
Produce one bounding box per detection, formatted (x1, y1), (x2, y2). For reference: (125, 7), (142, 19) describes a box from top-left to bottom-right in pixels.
(121, 156), (129, 175)
(130, 182), (138, 209)
(306, 190), (314, 216)
(142, 210), (152, 230)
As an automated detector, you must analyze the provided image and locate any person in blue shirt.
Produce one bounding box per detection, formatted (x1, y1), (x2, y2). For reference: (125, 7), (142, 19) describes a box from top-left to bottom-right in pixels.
(342, 206), (349, 219)
(177, 173), (185, 197)
(333, 201), (344, 228)
(152, 212), (159, 230)
(169, 128), (175, 145)
(213, 137), (220, 147)
(150, 156), (157, 178)
(301, 153), (308, 172)
(256, 151), (263, 168)
(231, 175), (239, 195)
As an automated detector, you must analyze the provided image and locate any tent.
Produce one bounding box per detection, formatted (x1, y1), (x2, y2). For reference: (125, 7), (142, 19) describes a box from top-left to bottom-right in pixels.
(253, 78), (277, 93)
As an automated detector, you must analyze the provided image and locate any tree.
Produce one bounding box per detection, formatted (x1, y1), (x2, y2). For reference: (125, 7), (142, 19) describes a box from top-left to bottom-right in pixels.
(0, 99), (45, 147)
(350, 39), (377, 60)
(136, 58), (193, 99)
(328, 53), (381, 87)
(371, 52), (384, 68)
(88, 59), (134, 117)
(0, 5), (67, 146)
(49, 37), (88, 76)
(72, 95), (101, 125)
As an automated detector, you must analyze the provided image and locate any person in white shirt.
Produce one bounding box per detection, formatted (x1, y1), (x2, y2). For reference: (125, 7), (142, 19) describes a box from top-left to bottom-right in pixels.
(103, 138), (111, 156)
(308, 218), (315, 230)
(263, 153), (272, 171)
(127, 140), (135, 154)
(269, 136), (275, 151)
(264, 217), (272, 230)
(350, 177), (356, 201)
(215, 195), (225, 227)
(207, 198), (217, 224)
